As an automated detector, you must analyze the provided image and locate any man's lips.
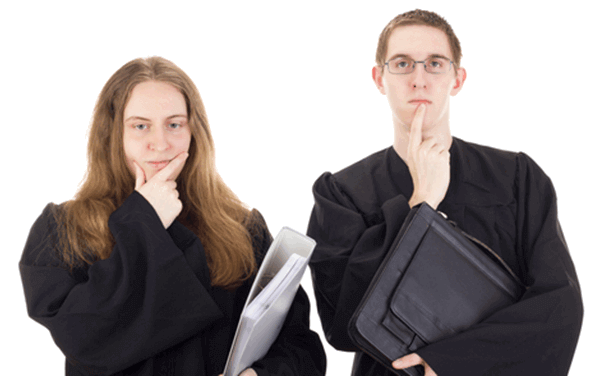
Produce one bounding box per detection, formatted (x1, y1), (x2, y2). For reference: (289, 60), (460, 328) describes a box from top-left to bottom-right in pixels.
(409, 99), (432, 104)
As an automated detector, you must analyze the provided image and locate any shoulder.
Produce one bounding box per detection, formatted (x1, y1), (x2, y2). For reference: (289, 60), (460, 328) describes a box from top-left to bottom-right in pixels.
(456, 138), (549, 181)
(454, 138), (521, 191)
(313, 147), (391, 198)
(245, 209), (273, 263)
(454, 138), (556, 205)
(455, 138), (519, 172)
(311, 147), (403, 222)
(334, 148), (390, 187)
(20, 202), (67, 268)
(514, 151), (555, 196)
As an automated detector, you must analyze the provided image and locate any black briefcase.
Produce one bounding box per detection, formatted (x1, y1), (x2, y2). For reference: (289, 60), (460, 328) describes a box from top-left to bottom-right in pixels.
(348, 202), (525, 376)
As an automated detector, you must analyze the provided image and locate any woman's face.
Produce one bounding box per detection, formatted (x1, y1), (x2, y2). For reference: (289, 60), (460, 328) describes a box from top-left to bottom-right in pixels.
(123, 80), (192, 182)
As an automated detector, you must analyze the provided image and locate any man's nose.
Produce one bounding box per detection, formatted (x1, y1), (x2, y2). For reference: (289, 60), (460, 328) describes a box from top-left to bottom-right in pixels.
(411, 62), (428, 89)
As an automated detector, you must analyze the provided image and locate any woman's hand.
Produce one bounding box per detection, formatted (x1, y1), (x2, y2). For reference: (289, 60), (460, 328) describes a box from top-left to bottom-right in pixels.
(133, 152), (188, 228)
(406, 104), (450, 210)
(393, 353), (437, 376)
(218, 368), (258, 376)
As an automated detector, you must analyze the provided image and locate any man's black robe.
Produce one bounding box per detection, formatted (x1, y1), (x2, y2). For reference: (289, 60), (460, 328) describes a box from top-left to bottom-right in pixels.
(307, 137), (582, 375)
(20, 192), (326, 376)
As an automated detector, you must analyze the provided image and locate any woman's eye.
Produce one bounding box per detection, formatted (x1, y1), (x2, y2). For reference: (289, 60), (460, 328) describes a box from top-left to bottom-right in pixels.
(169, 123), (182, 130)
(134, 124), (147, 130)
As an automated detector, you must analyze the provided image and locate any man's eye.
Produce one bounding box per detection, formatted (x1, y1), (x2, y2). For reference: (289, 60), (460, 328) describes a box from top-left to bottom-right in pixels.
(390, 58), (411, 70)
(428, 59), (443, 68)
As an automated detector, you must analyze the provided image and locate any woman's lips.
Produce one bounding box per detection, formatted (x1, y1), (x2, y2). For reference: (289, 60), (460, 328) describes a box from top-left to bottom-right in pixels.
(409, 99), (431, 104)
(147, 160), (170, 169)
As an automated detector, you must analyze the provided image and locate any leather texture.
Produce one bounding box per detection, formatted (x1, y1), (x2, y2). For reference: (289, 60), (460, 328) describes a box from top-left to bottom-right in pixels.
(348, 203), (525, 376)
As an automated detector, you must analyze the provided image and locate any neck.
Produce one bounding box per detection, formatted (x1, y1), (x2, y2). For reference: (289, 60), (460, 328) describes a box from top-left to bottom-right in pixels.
(392, 120), (453, 161)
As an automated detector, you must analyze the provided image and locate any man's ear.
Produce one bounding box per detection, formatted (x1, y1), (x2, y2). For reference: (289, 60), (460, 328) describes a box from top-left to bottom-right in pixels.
(372, 65), (386, 95)
(450, 67), (467, 96)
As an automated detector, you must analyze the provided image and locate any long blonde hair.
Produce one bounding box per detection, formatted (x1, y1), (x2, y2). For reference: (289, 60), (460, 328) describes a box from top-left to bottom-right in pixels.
(59, 56), (256, 288)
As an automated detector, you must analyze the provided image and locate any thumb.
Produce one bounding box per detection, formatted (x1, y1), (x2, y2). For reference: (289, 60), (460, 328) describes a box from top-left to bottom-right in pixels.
(133, 161), (146, 190)
(393, 353), (423, 370)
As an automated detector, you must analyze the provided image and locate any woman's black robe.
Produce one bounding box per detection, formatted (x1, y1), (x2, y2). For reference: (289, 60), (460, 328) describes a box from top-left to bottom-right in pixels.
(307, 137), (582, 375)
(20, 192), (326, 376)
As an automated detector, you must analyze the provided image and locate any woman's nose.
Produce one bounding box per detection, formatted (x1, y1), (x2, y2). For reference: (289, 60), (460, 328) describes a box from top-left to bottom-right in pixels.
(148, 128), (169, 151)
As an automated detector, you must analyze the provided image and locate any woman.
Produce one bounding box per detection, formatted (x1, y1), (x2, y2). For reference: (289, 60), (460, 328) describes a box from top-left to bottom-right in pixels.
(19, 56), (326, 376)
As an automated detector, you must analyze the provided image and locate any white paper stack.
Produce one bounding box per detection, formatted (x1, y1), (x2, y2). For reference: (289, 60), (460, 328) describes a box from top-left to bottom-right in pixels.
(222, 227), (316, 376)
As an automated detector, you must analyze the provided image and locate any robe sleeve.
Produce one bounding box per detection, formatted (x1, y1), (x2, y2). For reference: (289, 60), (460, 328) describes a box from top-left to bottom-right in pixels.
(249, 212), (327, 376)
(19, 192), (223, 375)
(415, 153), (583, 375)
(306, 172), (412, 351)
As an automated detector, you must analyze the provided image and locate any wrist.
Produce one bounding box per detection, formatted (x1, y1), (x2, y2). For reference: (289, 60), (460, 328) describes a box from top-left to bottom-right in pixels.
(408, 196), (422, 209)
(408, 195), (439, 210)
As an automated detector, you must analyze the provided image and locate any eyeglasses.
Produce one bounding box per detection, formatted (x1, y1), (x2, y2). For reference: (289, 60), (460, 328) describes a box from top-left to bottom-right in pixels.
(384, 56), (454, 75)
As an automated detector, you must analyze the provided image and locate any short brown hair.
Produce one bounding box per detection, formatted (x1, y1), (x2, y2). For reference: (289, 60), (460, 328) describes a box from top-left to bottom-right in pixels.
(375, 9), (462, 70)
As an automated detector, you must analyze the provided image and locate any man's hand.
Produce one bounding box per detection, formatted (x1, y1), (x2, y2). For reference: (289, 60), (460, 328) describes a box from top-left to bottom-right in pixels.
(393, 353), (437, 376)
(406, 104), (450, 209)
(134, 152), (188, 228)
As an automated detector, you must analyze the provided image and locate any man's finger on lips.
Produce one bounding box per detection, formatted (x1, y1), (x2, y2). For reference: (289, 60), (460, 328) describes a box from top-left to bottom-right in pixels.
(155, 152), (189, 181)
(409, 104), (426, 147)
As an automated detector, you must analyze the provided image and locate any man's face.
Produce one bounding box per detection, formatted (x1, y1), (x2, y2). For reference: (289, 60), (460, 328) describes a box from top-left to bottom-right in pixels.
(373, 25), (466, 133)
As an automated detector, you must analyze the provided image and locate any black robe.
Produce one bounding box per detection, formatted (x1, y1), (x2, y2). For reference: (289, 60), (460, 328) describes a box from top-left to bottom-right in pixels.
(20, 191), (326, 376)
(307, 137), (583, 375)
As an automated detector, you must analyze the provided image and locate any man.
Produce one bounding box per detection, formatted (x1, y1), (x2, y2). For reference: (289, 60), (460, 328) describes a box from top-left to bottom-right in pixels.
(307, 9), (583, 376)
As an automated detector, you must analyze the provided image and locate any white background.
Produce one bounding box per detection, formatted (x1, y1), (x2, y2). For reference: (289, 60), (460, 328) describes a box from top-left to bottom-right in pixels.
(2, 1), (595, 374)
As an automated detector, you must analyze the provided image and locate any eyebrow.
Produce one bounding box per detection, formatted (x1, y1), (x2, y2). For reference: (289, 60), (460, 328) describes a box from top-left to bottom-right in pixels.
(124, 114), (188, 123)
(387, 53), (451, 61)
